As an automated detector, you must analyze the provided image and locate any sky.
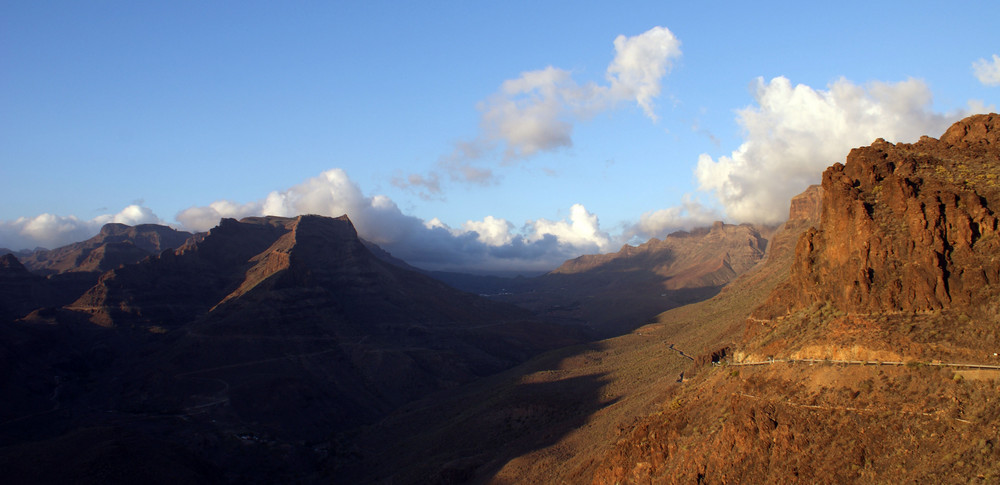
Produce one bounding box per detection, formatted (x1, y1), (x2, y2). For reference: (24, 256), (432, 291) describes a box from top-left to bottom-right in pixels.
(2, 1), (998, 273)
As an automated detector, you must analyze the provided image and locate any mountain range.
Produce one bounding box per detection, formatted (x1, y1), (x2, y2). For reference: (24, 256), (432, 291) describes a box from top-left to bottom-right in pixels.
(1, 113), (998, 483)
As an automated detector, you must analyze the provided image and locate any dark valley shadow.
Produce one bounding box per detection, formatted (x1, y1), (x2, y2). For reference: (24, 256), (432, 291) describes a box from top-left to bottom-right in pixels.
(326, 341), (619, 484)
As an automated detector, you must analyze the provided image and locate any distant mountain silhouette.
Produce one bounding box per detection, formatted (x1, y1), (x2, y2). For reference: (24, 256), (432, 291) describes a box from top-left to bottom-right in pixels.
(18, 223), (195, 276)
(481, 221), (775, 337)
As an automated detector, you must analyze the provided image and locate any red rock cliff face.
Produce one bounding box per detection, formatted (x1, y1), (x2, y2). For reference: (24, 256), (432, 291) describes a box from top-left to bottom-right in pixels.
(766, 114), (1000, 316)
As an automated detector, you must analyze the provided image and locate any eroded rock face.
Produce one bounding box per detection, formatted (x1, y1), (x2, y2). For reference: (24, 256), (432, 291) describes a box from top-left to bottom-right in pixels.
(764, 114), (1000, 316)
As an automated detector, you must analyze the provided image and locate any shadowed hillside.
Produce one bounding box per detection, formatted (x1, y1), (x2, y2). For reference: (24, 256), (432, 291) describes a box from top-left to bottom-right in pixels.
(327, 186), (819, 483)
(0, 214), (586, 483)
(466, 222), (776, 337)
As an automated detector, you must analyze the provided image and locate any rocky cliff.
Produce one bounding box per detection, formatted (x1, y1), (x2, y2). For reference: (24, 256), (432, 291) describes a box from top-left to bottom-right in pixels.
(586, 114), (1000, 485)
(759, 114), (1000, 318)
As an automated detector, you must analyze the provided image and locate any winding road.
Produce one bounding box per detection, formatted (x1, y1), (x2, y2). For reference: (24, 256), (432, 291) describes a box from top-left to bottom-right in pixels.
(729, 357), (1000, 370)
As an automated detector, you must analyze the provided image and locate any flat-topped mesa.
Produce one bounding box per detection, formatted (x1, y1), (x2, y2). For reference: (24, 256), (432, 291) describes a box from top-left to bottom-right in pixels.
(213, 214), (376, 304)
(68, 216), (295, 326)
(758, 113), (1000, 318)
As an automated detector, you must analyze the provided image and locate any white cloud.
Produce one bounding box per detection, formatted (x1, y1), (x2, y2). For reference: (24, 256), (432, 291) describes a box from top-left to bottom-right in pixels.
(526, 204), (612, 253)
(694, 76), (969, 224)
(461, 216), (514, 246)
(397, 26), (682, 191)
(172, 200), (259, 232)
(607, 26), (682, 121)
(477, 26), (681, 161)
(96, 204), (165, 226)
(0, 205), (164, 250)
(973, 54), (1000, 86)
(481, 66), (586, 160)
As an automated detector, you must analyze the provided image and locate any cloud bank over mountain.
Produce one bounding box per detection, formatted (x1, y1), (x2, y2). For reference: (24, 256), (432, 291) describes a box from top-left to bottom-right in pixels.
(175, 169), (612, 272)
(2, 72), (987, 272)
(0, 205), (164, 251)
(1, 55), (990, 273)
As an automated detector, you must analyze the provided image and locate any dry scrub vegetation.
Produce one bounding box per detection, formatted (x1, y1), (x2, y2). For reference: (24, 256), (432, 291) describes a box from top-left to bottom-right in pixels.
(593, 361), (1000, 484)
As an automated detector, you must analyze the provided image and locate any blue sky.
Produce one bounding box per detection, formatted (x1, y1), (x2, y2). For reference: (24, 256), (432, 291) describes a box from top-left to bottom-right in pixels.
(2, 1), (998, 272)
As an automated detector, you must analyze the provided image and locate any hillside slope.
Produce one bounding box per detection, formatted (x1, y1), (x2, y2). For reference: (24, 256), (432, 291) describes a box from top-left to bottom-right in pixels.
(491, 222), (775, 337)
(591, 113), (1000, 484)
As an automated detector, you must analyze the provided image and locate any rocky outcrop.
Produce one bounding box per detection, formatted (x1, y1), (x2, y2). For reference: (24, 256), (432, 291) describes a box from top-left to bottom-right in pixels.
(759, 114), (1000, 317)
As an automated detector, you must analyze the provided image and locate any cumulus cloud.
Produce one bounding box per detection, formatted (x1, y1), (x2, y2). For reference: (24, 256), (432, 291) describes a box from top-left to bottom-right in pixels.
(526, 203), (612, 254)
(694, 76), (970, 224)
(607, 26), (681, 121)
(478, 26), (681, 162)
(397, 26), (682, 192)
(176, 168), (613, 272)
(0, 205), (164, 250)
(461, 216), (515, 246)
(973, 54), (1000, 86)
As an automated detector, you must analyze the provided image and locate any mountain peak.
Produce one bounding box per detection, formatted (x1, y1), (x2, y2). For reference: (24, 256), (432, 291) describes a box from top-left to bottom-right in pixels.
(212, 214), (370, 304)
